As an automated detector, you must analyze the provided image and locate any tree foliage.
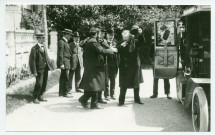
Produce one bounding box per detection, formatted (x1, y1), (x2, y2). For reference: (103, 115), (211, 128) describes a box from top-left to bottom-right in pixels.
(20, 11), (44, 32)
(46, 5), (191, 41)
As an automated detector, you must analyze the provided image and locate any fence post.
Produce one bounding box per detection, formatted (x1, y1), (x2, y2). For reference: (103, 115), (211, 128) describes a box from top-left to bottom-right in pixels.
(49, 31), (58, 54)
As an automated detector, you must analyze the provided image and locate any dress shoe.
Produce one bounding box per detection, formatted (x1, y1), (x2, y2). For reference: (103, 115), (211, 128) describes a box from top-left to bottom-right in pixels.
(104, 96), (110, 101)
(63, 94), (72, 98)
(80, 102), (89, 109)
(167, 94), (172, 99)
(33, 99), (40, 104)
(135, 101), (144, 105)
(78, 98), (89, 109)
(150, 95), (157, 98)
(110, 96), (116, 100)
(68, 89), (72, 94)
(118, 103), (124, 106)
(76, 89), (83, 93)
(91, 104), (104, 109)
(38, 97), (47, 102)
(98, 100), (107, 104)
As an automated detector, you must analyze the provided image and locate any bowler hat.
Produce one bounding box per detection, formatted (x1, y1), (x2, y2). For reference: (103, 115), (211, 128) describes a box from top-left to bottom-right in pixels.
(160, 25), (168, 31)
(73, 32), (80, 37)
(63, 29), (73, 35)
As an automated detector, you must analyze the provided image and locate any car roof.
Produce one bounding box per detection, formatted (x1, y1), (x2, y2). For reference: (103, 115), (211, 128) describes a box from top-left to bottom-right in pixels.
(182, 5), (210, 17)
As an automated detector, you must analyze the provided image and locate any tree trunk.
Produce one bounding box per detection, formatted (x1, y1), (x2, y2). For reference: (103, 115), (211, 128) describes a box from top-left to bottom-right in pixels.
(42, 5), (48, 48)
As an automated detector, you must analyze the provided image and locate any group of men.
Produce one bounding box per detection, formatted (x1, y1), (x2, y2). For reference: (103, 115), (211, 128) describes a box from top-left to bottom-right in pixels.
(29, 24), (172, 109)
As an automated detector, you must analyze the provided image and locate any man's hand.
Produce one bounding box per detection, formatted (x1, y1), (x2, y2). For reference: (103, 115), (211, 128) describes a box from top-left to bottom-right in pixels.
(111, 47), (118, 53)
(121, 42), (127, 47)
(60, 65), (65, 69)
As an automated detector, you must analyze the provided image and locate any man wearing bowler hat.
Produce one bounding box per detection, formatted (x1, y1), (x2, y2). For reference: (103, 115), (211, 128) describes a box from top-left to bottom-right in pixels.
(29, 33), (54, 104)
(68, 32), (84, 93)
(57, 29), (73, 97)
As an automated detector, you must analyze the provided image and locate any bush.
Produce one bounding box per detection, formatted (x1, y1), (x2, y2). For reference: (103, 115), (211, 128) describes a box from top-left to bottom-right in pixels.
(6, 70), (60, 114)
(6, 65), (31, 88)
(20, 11), (44, 32)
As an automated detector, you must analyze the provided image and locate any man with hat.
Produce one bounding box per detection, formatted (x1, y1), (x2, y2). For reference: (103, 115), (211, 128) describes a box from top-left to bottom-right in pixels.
(117, 29), (144, 106)
(79, 27), (118, 109)
(57, 29), (73, 97)
(29, 33), (54, 104)
(68, 31), (83, 93)
(104, 28), (119, 100)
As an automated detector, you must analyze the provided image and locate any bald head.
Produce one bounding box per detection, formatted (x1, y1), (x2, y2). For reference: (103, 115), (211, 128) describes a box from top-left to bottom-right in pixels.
(122, 30), (131, 41)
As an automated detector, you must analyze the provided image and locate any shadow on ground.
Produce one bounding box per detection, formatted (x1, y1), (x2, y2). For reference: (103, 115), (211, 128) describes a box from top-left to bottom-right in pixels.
(132, 97), (193, 131)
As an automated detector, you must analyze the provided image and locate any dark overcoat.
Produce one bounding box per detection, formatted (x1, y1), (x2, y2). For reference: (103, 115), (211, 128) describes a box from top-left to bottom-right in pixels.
(69, 42), (83, 70)
(57, 38), (72, 69)
(79, 37), (114, 91)
(105, 40), (119, 68)
(118, 35), (144, 89)
(29, 44), (54, 74)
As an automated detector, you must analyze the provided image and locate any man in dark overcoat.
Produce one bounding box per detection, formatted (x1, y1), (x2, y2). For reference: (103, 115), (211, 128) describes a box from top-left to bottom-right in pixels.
(29, 33), (54, 104)
(68, 32), (83, 93)
(117, 29), (144, 106)
(78, 27), (117, 109)
(57, 29), (73, 97)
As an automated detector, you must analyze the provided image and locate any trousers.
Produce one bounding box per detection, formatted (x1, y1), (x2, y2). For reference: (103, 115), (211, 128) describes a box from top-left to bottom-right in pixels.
(119, 87), (141, 104)
(153, 78), (170, 96)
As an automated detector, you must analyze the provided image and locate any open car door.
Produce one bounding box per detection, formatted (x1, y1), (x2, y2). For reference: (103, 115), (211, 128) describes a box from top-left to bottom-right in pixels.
(154, 20), (178, 79)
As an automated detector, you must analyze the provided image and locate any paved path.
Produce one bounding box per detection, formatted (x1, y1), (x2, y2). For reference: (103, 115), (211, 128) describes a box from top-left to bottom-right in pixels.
(6, 69), (193, 131)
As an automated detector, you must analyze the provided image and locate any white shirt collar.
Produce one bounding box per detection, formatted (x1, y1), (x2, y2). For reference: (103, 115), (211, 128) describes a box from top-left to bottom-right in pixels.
(63, 37), (68, 43)
(38, 43), (43, 48)
(74, 41), (79, 44)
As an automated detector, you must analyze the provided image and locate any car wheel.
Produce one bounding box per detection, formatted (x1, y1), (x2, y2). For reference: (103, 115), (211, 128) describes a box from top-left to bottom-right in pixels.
(192, 87), (209, 131)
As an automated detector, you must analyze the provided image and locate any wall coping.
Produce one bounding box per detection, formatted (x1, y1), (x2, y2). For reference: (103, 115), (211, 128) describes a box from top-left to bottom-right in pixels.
(6, 29), (35, 33)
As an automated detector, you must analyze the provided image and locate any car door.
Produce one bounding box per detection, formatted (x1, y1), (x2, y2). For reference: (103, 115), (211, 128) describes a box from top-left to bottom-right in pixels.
(154, 20), (178, 79)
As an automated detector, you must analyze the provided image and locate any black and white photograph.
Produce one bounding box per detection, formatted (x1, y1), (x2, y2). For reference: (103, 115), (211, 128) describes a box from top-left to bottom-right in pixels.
(0, 0), (214, 134)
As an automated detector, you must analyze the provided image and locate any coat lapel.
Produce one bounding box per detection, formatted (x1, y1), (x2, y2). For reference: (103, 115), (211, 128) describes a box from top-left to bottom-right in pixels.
(62, 38), (72, 54)
(36, 44), (45, 54)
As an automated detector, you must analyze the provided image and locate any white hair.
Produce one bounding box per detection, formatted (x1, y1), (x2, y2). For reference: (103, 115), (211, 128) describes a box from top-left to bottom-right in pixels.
(122, 30), (130, 38)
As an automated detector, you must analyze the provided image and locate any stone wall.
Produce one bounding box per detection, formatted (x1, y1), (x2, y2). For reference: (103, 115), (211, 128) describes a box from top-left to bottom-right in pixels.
(6, 30), (36, 70)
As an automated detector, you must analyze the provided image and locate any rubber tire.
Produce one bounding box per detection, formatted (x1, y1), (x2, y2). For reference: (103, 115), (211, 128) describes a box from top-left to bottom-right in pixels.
(192, 87), (209, 132)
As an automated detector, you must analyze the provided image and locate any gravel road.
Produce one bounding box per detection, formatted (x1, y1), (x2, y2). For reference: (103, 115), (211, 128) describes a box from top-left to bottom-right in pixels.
(6, 69), (193, 131)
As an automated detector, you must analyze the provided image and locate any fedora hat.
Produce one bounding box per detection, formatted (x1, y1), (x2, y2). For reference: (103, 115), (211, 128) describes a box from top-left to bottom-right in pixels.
(35, 33), (45, 38)
(63, 29), (73, 35)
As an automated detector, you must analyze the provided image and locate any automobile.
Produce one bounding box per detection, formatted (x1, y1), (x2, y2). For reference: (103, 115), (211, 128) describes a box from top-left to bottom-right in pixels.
(153, 5), (211, 132)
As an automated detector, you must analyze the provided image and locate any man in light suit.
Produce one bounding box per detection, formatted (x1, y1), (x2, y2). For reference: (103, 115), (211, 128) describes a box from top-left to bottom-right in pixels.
(57, 29), (73, 97)
(29, 33), (54, 104)
(68, 32), (83, 93)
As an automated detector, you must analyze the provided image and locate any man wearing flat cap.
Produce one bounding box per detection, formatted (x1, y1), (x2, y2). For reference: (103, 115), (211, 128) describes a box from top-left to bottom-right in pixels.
(79, 27), (118, 109)
(57, 29), (73, 97)
(68, 31), (83, 93)
(29, 33), (54, 104)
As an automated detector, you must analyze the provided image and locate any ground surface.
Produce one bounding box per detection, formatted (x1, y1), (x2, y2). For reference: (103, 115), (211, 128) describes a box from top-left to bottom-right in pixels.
(6, 69), (193, 131)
